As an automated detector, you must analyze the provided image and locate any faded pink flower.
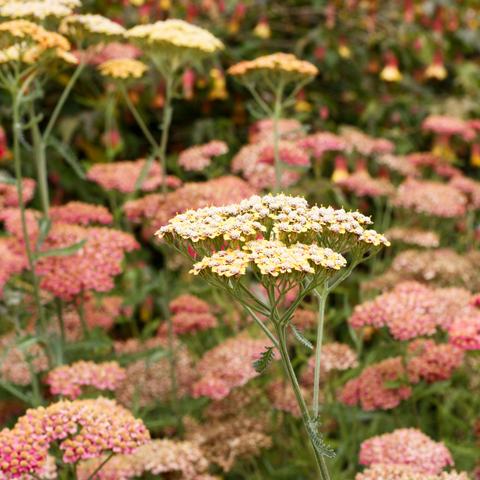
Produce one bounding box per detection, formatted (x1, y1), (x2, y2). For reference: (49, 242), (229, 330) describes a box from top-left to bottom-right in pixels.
(297, 132), (347, 158)
(178, 140), (228, 171)
(340, 357), (412, 411)
(359, 428), (454, 475)
(337, 171), (395, 198)
(0, 179), (36, 208)
(376, 154), (420, 177)
(0, 237), (28, 298)
(422, 114), (475, 140)
(46, 360), (126, 399)
(450, 175), (480, 209)
(49, 201), (113, 226)
(87, 159), (182, 194)
(249, 118), (305, 143)
(342, 129), (394, 156)
(356, 464), (468, 480)
(449, 316), (480, 350)
(385, 227), (440, 248)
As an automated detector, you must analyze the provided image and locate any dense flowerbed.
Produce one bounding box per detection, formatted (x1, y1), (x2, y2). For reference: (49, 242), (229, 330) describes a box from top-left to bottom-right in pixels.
(1, 1), (480, 480)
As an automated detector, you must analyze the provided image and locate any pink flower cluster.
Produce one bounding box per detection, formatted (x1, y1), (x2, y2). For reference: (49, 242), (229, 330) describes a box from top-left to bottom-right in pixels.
(77, 42), (142, 66)
(376, 154), (420, 177)
(450, 175), (480, 209)
(231, 141), (306, 189)
(0, 179), (36, 209)
(395, 178), (467, 218)
(351, 282), (479, 339)
(123, 176), (256, 229)
(192, 335), (277, 400)
(158, 294), (217, 336)
(406, 152), (463, 179)
(267, 379), (304, 417)
(248, 118), (305, 143)
(359, 428), (454, 475)
(0, 208), (40, 244)
(449, 316), (480, 350)
(49, 201), (113, 226)
(337, 171), (395, 198)
(301, 342), (358, 387)
(422, 114), (475, 140)
(340, 357), (412, 411)
(356, 464), (468, 480)
(385, 227), (440, 248)
(0, 237), (29, 298)
(178, 140), (228, 171)
(408, 340), (464, 384)
(297, 132), (347, 158)
(341, 129), (394, 156)
(35, 223), (139, 300)
(46, 360), (127, 399)
(87, 159), (182, 194)
(0, 398), (150, 477)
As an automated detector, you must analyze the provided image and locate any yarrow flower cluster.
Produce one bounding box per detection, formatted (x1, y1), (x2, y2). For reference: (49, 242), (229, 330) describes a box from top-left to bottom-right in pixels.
(0, 0), (73, 20)
(376, 154), (420, 177)
(340, 357), (412, 411)
(178, 140), (228, 171)
(340, 128), (395, 156)
(356, 464), (468, 480)
(297, 132), (347, 158)
(227, 53), (318, 82)
(422, 114), (475, 140)
(87, 159), (181, 195)
(49, 201), (113, 226)
(395, 178), (467, 218)
(127, 19), (224, 58)
(12, 397), (150, 465)
(449, 316), (480, 350)
(46, 360), (127, 399)
(350, 281), (477, 339)
(0, 179), (36, 208)
(191, 335), (277, 400)
(249, 118), (305, 143)
(385, 227), (440, 248)
(337, 171), (395, 198)
(0, 238), (28, 298)
(59, 14), (126, 42)
(98, 58), (148, 79)
(157, 294), (217, 335)
(359, 428), (454, 475)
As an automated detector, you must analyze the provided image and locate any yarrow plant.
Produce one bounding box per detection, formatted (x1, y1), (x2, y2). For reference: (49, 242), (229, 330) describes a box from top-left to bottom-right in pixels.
(156, 193), (389, 479)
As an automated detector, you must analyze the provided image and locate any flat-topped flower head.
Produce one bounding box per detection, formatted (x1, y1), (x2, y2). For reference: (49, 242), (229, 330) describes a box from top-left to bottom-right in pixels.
(178, 140), (228, 172)
(359, 428), (454, 475)
(127, 19), (223, 65)
(0, 1), (73, 21)
(356, 464), (468, 480)
(227, 52), (318, 88)
(98, 58), (148, 79)
(59, 14), (126, 43)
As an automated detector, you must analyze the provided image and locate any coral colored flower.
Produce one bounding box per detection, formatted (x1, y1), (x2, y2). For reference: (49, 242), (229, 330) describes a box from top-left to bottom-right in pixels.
(249, 118), (305, 144)
(87, 159), (182, 194)
(359, 428), (454, 475)
(192, 335), (277, 400)
(337, 171), (395, 198)
(449, 316), (480, 350)
(178, 140), (228, 171)
(0, 179), (36, 208)
(385, 227), (440, 248)
(0, 237), (28, 298)
(422, 115), (475, 140)
(340, 357), (412, 411)
(46, 360), (126, 399)
(341, 128), (394, 156)
(408, 339), (464, 383)
(356, 464), (468, 480)
(297, 132), (347, 158)
(376, 154), (420, 177)
(49, 201), (113, 226)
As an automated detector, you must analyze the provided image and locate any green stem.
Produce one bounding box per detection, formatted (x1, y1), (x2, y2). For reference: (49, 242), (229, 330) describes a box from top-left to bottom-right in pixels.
(121, 83), (159, 151)
(274, 324), (329, 480)
(12, 86), (53, 368)
(312, 284), (327, 417)
(85, 453), (114, 480)
(75, 296), (89, 339)
(159, 73), (174, 200)
(0, 378), (31, 404)
(28, 99), (49, 214)
(55, 297), (66, 365)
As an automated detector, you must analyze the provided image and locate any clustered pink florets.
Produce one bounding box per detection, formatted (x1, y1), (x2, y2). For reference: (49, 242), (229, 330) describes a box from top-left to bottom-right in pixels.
(192, 335), (277, 400)
(46, 360), (127, 399)
(297, 132), (347, 158)
(49, 201), (113, 226)
(0, 179), (36, 208)
(0, 238), (29, 299)
(87, 159), (182, 194)
(356, 464), (468, 480)
(178, 140), (228, 171)
(359, 428), (454, 475)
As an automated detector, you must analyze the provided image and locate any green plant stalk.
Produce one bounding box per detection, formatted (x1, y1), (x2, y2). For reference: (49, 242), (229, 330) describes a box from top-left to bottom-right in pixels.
(312, 284), (327, 417)
(55, 297), (66, 365)
(159, 72), (174, 200)
(85, 453), (114, 480)
(11, 81), (53, 368)
(0, 378), (31, 405)
(274, 323), (330, 480)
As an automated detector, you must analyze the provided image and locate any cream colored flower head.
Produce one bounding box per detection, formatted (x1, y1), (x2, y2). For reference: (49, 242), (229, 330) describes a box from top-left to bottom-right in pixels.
(127, 19), (223, 61)
(0, 1), (73, 20)
(59, 14), (126, 43)
(98, 58), (148, 79)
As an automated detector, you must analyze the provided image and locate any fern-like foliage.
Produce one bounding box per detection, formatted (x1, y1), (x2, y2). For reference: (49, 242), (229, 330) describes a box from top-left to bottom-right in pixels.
(48, 136), (86, 179)
(252, 346), (275, 373)
(304, 414), (336, 458)
(289, 321), (313, 349)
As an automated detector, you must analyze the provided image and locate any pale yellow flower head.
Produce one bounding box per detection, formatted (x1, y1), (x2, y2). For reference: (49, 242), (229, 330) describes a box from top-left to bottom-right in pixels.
(0, 1), (73, 20)
(98, 58), (148, 79)
(127, 19), (223, 67)
(59, 14), (127, 43)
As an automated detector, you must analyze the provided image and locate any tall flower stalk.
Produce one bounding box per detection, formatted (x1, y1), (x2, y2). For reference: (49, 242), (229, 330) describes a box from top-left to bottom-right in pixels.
(157, 193), (390, 478)
(227, 53), (318, 194)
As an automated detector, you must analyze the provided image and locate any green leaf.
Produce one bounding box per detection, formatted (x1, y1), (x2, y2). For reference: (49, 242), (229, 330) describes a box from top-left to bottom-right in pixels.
(48, 136), (86, 179)
(145, 348), (168, 367)
(36, 239), (87, 260)
(135, 154), (155, 191)
(289, 321), (313, 349)
(252, 346), (275, 373)
(35, 217), (52, 250)
(304, 414), (336, 458)
(383, 379), (405, 389)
